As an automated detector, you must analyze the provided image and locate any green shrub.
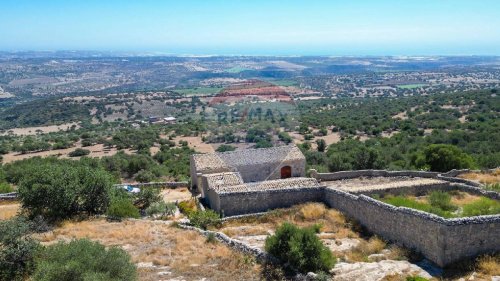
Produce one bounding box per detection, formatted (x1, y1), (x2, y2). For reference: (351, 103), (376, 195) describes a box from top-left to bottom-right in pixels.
(68, 148), (90, 157)
(107, 199), (140, 220)
(134, 169), (156, 183)
(462, 197), (500, 217)
(0, 217), (40, 281)
(216, 144), (236, 152)
(265, 222), (336, 273)
(133, 188), (161, 210)
(0, 182), (13, 193)
(429, 191), (456, 211)
(178, 199), (197, 215)
(206, 232), (217, 244)
(419, 144), (476, 172)
(32, 239), (136, 281)
(145, 201), (176, 217)
(380, 196), (454, 218)
(188, 210), (220, 230)
(18, 163), (113, 221)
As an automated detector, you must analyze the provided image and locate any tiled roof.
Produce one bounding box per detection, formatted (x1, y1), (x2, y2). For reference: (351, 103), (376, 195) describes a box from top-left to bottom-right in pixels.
(215, 177), (321, 193)
(192, 153), (233, 173)
(192, 145), (304, 172)
(204, 172), (244, 190)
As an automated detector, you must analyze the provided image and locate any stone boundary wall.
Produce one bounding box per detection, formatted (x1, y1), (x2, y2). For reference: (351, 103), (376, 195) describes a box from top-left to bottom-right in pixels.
(206, 170), (499, 266)
(323, 187), (500, 267)
(311, 170), (440, 181)
(217, 187), (325, 216)
(177, 223), (277, 264)
(436, 175), (482, 187)
(311, 169), (486, 188)
(113, 182), (188, 189)
(451, 183), (500, 200)
(441, 168), (499, 178)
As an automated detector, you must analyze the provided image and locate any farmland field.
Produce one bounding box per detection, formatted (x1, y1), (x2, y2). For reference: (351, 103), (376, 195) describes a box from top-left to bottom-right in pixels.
(225, 66), (251, 73)
(264, 79), (299, 87)
(397, 83), (428, 89)
(173, 87), (224, 96)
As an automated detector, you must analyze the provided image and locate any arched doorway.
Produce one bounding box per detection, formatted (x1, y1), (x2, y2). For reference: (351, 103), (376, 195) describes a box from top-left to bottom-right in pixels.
(281, 166), (292, 179)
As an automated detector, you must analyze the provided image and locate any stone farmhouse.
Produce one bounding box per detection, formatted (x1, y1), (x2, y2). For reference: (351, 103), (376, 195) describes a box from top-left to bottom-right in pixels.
(189, 146), (500, 267)
(190, 145), (311, 213)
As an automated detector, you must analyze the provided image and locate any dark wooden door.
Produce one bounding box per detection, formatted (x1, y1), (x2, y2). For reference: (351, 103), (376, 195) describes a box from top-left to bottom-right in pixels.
(281, 166), (292, 179)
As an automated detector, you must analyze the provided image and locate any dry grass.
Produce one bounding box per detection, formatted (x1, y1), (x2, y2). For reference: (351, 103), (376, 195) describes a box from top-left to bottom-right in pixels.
(449, 191), (482, 206)
(459, 169), (500, 185)
(477, 255), (500, 276)
(34, 219), (261, 280)
(161, 187), (192, 203)
(384, 245), (410, 261)
(298, 202), (326, 220)
(221, 224), (272, 237)
(217, 203), (359, 240)
(0, 203), (20, 220)
(346, 236), (387, 262)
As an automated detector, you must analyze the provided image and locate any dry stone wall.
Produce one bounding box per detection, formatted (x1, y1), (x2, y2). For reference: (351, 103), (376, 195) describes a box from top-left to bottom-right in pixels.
(311, 169), (440, 181)
(323, 187), (500, 267)
(213, 171), (499, 267)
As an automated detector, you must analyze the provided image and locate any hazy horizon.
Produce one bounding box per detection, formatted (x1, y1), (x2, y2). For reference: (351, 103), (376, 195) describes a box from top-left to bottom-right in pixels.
(1, 0), (500, 56)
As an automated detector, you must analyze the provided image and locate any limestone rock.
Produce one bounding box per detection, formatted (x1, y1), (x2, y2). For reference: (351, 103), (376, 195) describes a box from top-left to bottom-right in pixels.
(331, 260), (432, 281)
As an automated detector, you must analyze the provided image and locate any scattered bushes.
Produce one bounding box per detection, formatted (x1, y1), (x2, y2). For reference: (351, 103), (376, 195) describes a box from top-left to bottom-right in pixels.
(379, 192), (499, 218)
(32, 239), (136, 281)
(145, 201), (176, 217)
(381, 195), (454, 218)
(188, 210), (221, 230)
(68, 148), (90, 157)
(106, 198), (140, 220)
(265, 222), (336, 274)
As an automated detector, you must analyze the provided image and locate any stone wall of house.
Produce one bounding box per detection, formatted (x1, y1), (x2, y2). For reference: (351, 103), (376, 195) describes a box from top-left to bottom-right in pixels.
(323, 187), (500, 267)
(234, 159), (305, 183)
(216, 187), (324, 216)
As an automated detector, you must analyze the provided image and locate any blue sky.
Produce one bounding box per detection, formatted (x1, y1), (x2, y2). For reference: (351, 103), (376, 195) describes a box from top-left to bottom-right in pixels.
(1, 0), (499, 55)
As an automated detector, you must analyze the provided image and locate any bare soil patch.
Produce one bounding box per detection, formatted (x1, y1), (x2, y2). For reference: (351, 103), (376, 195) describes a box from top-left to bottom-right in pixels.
(2, 143), (133, 164)
(0, 202), (20, 220)
(0, 122), (80, 136)
(172, 136), (215, 153)
(325, 177), (445, 193)
(161, 188), (193, 203)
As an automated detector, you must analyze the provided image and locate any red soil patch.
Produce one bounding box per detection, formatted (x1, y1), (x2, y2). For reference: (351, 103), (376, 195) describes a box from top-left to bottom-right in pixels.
(209, 80), (292, 105)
